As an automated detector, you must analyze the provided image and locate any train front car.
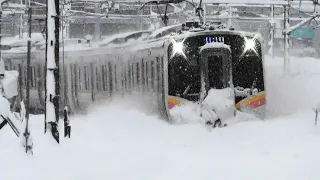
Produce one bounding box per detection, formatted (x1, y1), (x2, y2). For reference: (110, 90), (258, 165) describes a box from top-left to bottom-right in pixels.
(165, 30), (266, 123)
(166, 33), (235, 123)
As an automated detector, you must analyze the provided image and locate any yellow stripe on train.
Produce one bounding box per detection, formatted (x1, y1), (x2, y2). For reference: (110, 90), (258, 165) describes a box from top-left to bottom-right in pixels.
(235, 93), (266, 110)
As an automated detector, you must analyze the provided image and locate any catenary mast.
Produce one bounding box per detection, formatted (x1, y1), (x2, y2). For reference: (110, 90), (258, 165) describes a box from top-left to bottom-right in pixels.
(45, 0), (60, 143)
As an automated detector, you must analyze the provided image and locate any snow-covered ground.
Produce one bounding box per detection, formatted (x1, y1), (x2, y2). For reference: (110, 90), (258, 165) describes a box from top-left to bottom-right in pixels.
(1, 55), (320, 180)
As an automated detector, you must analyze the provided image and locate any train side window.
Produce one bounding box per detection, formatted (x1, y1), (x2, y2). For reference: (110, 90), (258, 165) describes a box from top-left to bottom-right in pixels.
(136, 62), (140, 89)
(24, 67), (27, 87)
(108, 62), (113, 95)
(145, 61), (149, 90)
(151, 60), (155, 92)
(123, 64), (127, 91)
(33, 66), (37, 88)
(78, 67), (82, 91)
(120, 64), (124, 91)
(114, 64), (117, 92)
(132, 63), (135, 89)
(101, 65), (106, 91)
(29, 67), (34, 88)
(32, 66), (36, 88)
(84, 66), (89, 91)
(156, 57), (161, 93)
(141, 59), (145, 91)
(128, 62), (131, 91)
(160, 56), (164, 93)
(73, 64), (78, 95)
(96, 67), (100, 91)
(131, 62), (134, 90)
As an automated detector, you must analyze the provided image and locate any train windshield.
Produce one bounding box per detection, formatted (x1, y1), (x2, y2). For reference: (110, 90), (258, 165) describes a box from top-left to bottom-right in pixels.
(168, 47), (201, 101)
(208, 55), (225, 88)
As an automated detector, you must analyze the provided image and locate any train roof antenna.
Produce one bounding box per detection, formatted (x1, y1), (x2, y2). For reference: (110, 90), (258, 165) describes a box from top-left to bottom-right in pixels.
(195, 0), (204, 25)
(140, 0), (187, 26)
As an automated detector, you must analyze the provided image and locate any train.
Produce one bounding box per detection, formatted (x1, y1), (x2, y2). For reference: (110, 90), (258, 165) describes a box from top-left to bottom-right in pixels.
(1, 21), (266, 122)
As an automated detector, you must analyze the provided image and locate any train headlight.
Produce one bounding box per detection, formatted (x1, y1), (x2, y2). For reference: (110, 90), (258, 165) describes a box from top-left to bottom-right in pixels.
(171, 40), (186, 59)
(173, 41), (184, 55)
(241, 36), (260, 57)
(245, 38), (256, 52)
(244, 37), (257, 53)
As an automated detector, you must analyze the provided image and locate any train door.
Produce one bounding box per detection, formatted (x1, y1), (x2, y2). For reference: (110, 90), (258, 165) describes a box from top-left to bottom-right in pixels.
(199, 46), (233, 102)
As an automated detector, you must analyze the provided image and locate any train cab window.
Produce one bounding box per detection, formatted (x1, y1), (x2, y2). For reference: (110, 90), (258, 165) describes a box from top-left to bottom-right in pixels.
(207, 55), (224, 89)
(168, 54), (200, 101)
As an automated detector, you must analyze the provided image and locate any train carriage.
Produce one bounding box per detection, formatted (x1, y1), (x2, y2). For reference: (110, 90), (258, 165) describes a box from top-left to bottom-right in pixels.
(1, 22), (266, 122)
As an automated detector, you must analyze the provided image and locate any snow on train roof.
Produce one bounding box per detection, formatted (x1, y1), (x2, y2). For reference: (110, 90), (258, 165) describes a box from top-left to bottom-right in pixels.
(99, 30), (151, 47)
(128, 26), (263, 53)
(146, 24), (182, 40)
(0, 24), (263, 60)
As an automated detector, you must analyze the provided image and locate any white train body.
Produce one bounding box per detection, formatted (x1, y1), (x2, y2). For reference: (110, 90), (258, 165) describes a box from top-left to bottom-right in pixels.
(2, 23), (267, 121)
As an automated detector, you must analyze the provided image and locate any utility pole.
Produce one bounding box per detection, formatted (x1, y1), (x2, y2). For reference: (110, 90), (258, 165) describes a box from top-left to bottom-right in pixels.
(0, 0), (6, 62)
(24, 0), (33, 154)
(19, 0), (23, 39)
(270, 4), (275, 59)
(25, 0), (32, 129)
(45, 0), (60, 143)
(283, 3), (290, 76)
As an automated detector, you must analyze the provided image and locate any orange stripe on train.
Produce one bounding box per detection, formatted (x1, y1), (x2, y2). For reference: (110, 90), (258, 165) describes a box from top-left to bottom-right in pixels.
(236, 93), (266, 109)
(168, 97), (182, 109)
(168, 93), (266, 110)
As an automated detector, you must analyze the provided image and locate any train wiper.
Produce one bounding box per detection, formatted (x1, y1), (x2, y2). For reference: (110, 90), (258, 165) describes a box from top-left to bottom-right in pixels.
(182, 84), (192, 96)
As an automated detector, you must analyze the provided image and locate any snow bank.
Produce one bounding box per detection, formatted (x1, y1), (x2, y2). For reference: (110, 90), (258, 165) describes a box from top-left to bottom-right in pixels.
(203, 88), (235, 121)
(0, 96), (11, 119)
(170, 88), (235, 124)
(2, 71), (19, 99)
(265, 55), (320, 117)
(169, 101), (204, 124)
(2, 104), (320, 180)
